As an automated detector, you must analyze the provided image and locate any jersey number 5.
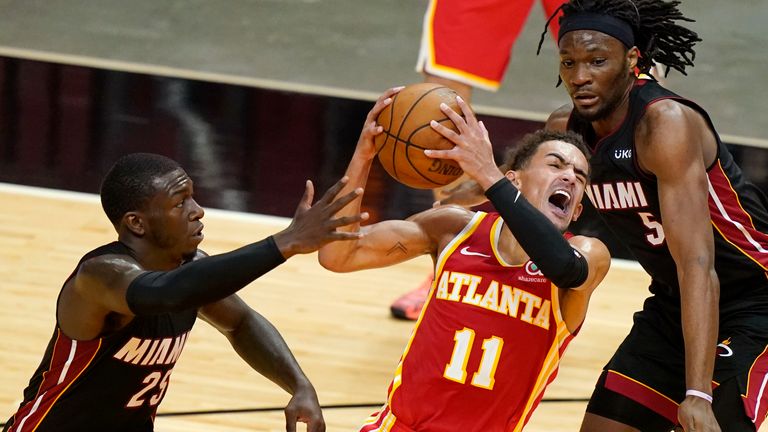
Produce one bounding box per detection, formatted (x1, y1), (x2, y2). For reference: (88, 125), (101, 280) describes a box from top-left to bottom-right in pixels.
(443, 328), (504, 390)
(639, 212), (665, 246)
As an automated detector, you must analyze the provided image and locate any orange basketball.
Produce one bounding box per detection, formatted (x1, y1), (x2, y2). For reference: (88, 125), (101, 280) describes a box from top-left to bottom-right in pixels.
(374, 83), (464, 189)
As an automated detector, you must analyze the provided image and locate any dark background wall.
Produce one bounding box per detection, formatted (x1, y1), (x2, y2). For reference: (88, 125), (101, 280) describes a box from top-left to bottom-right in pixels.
(2, 57), (767, 259)
(0, 57), (547, 215)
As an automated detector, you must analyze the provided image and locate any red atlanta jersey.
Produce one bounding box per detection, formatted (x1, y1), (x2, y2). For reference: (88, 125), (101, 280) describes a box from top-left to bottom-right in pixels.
(4, 242), (197, 432)
(361, 212), (577, 432)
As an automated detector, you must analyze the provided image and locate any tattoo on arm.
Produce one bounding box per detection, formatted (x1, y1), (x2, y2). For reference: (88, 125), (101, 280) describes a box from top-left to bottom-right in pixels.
(387, 242), (408, 256)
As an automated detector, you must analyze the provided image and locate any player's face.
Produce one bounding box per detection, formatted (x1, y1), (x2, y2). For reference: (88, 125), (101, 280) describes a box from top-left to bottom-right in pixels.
(143, 168), (205, 261)
(509, 141), (588, 232)
(558, 30), (637, 122)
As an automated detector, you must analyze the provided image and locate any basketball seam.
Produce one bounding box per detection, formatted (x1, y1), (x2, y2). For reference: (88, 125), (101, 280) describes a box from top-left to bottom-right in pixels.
(403, 118), (462, 185)
(391, 86), (447, 181)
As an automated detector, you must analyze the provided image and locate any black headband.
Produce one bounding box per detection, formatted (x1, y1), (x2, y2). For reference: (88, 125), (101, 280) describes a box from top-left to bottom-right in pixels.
(558, 12), (636, 48)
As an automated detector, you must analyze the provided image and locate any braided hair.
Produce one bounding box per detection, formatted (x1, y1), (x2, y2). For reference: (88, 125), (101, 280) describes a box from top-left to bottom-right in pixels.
(539, 0), (701, 76)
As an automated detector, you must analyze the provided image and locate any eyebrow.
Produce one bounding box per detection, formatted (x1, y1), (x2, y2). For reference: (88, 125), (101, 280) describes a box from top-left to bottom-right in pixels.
(547, 153), (589, 179)
(559, 44), (608, 55)
(168, 179), (193, 197)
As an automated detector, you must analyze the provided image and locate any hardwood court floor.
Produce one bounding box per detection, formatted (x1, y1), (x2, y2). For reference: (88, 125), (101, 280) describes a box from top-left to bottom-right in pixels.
(0, 183), (669, 431)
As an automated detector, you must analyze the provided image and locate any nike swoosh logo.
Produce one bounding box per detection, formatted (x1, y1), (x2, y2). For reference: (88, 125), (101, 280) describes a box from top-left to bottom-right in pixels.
(459, 246), (491, 258)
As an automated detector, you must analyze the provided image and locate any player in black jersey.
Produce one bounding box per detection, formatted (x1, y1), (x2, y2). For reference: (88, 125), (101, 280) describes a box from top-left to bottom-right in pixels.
(540, 0), (768, 431)
(2, 153), (367, 432)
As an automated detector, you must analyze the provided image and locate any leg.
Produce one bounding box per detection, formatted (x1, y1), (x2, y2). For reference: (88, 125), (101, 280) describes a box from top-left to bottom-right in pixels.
(711, 377), (755, 432)
(582, 371), (677, 432)
(389, 271), (433, 320)
(580, 413), (642, 432)
(582, 295), (689, 432)
(415, 0), (536, 92)
(713, 313), (768, 431)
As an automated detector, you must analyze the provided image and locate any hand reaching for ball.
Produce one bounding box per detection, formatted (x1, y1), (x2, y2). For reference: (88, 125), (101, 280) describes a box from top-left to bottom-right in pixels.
(426, 96), (505, 191)
(370, 83), (466, 190)
(355, 86), (404, 160)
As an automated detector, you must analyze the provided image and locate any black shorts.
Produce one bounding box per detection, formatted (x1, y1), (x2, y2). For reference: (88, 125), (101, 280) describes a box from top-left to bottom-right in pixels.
(585, 292), (768, 431)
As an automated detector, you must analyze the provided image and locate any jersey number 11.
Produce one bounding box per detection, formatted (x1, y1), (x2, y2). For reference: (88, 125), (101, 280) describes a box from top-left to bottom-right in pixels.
(443, 328), (504, 390)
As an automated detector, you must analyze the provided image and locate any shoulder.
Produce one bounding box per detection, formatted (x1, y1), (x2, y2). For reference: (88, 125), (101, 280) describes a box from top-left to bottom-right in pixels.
(640, 98), (704, 136)
(545, 104), (572, 132)
(637, 98), (715, 165)
(74, 253), (143, 292)
(568, 235), (610, 267)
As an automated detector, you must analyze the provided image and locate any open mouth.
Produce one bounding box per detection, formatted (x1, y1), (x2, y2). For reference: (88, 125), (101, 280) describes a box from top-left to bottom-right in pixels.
(548, 190), (572, 213)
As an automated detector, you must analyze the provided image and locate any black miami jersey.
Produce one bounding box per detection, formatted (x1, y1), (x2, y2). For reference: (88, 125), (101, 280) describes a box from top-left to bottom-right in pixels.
(568, 79), (768, 301)
(4, 242), (198, 432)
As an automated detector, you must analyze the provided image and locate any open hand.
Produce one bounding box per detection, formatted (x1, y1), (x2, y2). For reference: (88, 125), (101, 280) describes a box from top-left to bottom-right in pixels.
(274, 176), (368, 258)
(425, 96), (504, 190)
(355, 86), (404, 160)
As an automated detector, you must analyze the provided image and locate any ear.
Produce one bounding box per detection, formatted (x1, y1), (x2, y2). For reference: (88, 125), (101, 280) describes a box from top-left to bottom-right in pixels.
(571, 201), (584, 223)
(627, 46), (639, 72)
(504, 170), (521, 188)
(123, 212), (146, 236)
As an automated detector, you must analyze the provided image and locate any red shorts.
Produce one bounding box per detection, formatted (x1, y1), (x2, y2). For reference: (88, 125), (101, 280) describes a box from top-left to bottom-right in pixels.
(416, 0), (565, 90)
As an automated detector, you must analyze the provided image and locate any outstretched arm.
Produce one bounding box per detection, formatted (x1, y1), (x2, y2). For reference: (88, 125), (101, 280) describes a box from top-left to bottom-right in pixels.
(638, 101), (720, 432)
(62, 177), (366, 340)
(200, 295), (324, 432)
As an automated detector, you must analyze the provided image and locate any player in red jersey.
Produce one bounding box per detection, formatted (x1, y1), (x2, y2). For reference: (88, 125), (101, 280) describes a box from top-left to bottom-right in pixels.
(393, 0), (568, 321)
(319, 88), (610, 431)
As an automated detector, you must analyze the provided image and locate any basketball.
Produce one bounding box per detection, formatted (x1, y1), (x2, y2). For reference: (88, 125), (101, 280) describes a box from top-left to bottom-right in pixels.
(374, 83), (464, 189)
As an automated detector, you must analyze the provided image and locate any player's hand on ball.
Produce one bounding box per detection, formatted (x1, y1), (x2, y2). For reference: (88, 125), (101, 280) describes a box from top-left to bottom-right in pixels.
(373, 83), (464, 189)
(426, 96), (504, 190)
(356, 86), (404, 160)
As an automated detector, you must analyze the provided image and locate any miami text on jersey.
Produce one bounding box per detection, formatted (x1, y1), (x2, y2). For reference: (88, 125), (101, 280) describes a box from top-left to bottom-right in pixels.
(585, 181), (649, 210)
(113, 331), (190, 366)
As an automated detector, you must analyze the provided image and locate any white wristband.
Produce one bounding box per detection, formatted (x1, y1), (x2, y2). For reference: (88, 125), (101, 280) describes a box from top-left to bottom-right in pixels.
(685, 389), (713, 403)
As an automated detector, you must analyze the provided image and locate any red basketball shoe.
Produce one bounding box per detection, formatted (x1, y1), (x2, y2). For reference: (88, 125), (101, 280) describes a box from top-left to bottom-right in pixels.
(390, 274), (433, 320)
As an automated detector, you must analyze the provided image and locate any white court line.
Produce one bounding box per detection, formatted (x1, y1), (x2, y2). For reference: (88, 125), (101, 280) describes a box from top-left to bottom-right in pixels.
(0, 182), (647, 269)
(0, 182), (291, 227)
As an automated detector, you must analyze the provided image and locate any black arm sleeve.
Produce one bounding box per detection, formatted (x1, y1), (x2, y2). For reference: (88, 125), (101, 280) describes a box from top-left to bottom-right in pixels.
(126, 236), (286, 315)
(484, 178), (588, 288)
